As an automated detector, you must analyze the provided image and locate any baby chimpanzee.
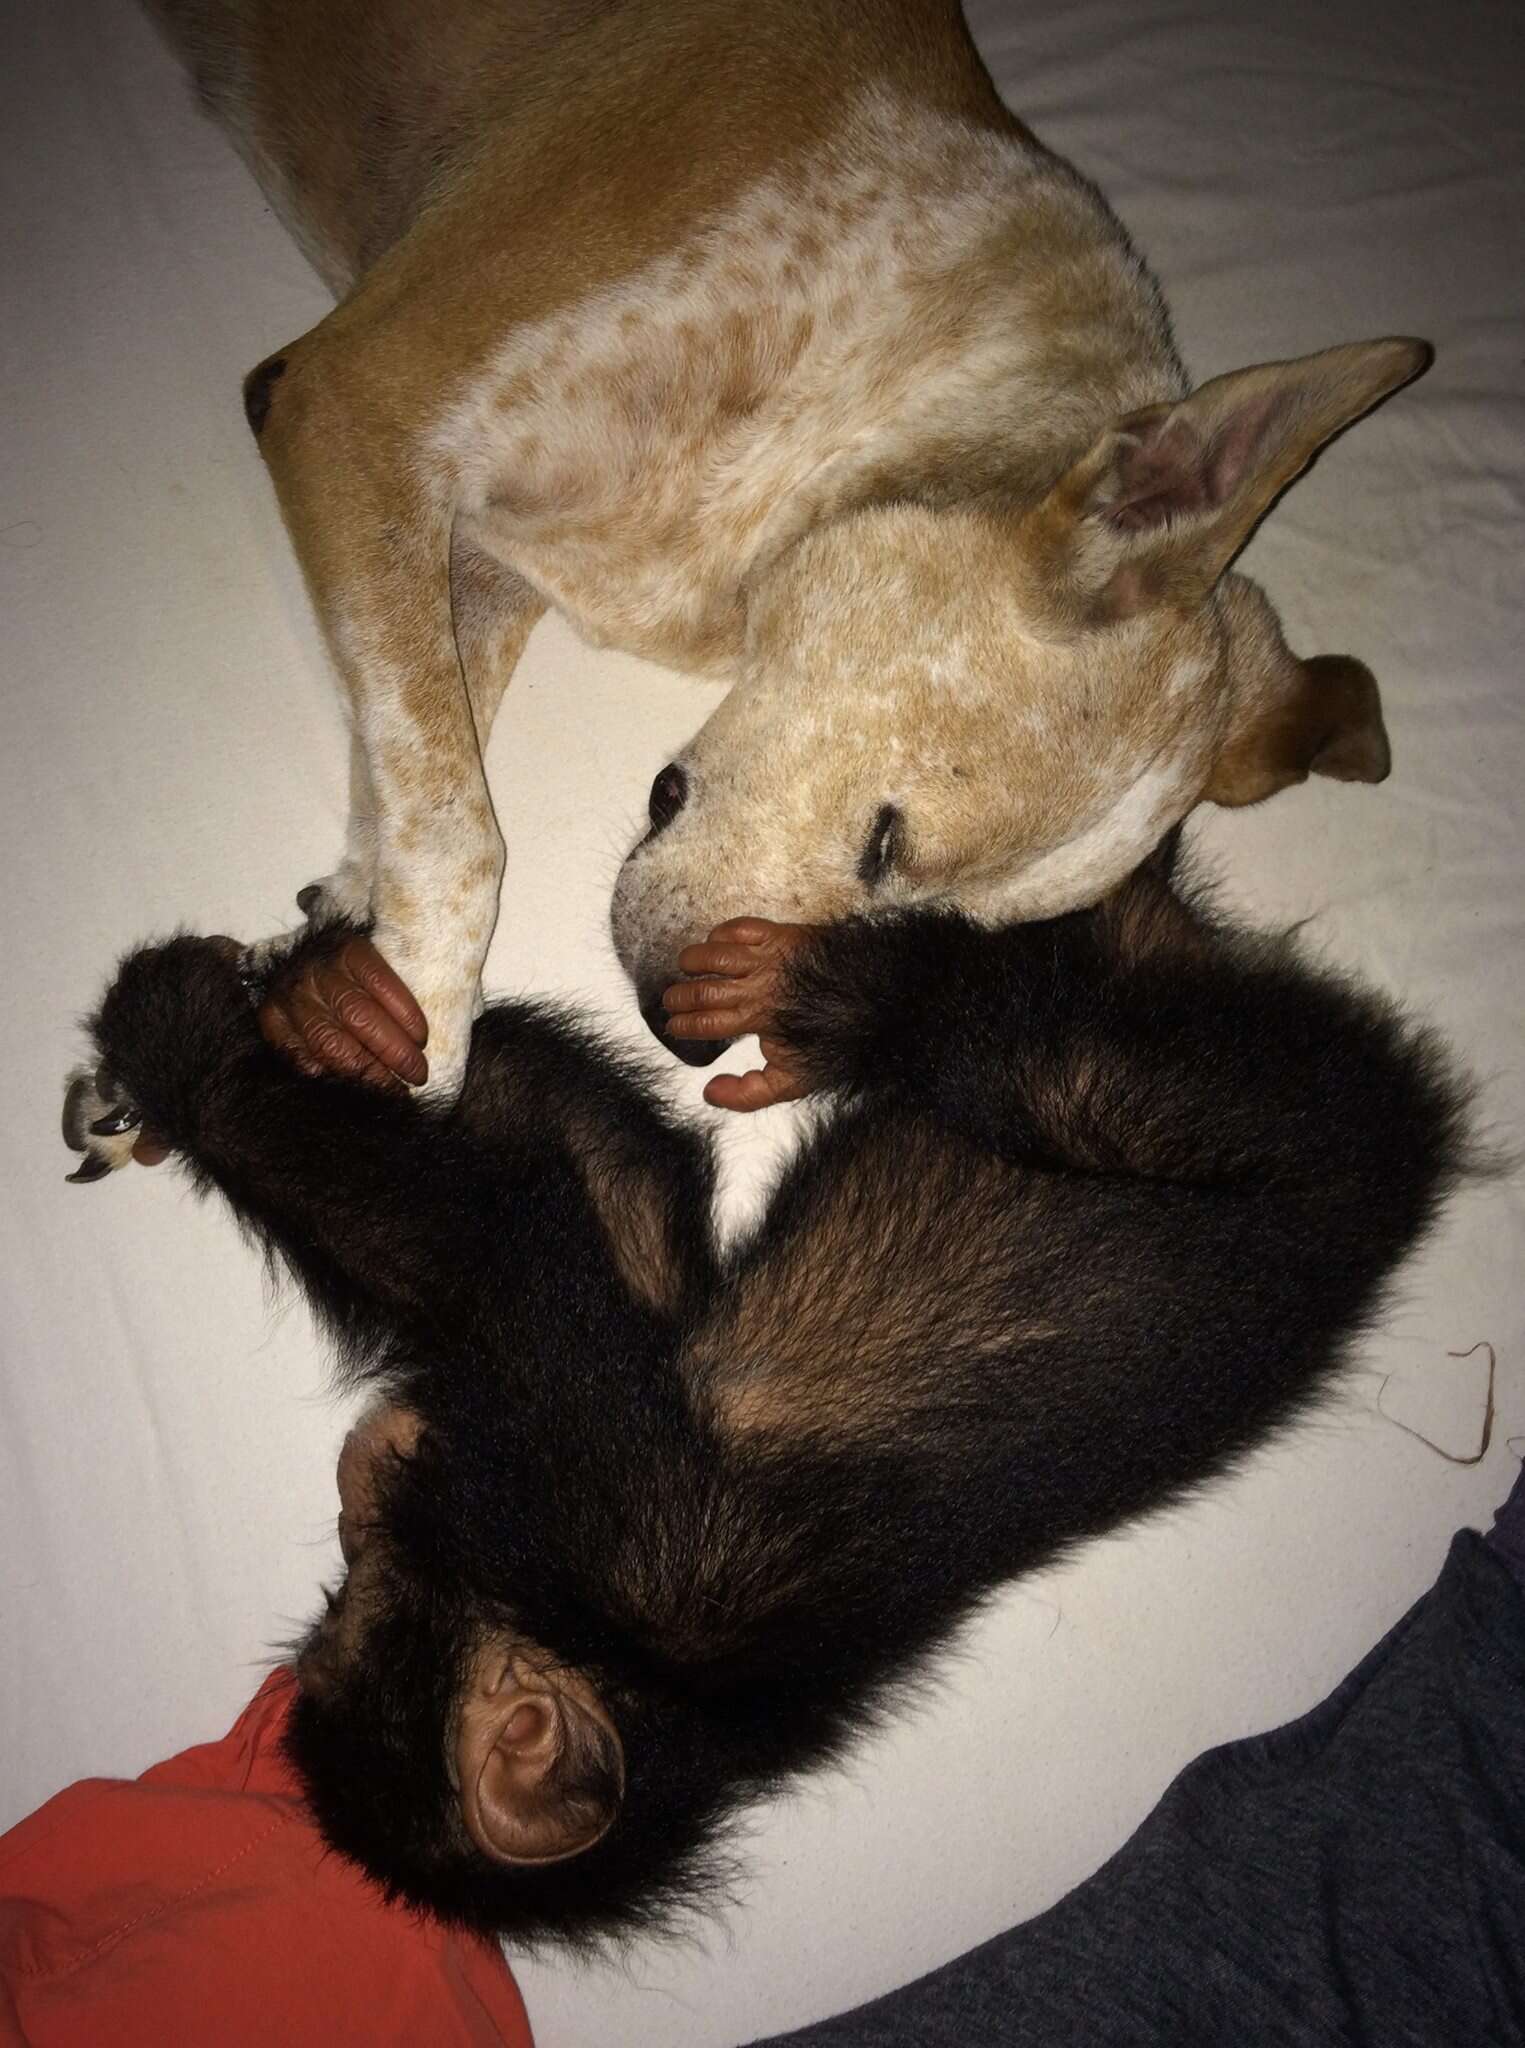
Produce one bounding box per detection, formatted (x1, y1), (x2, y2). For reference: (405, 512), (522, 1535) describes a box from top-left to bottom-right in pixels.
(64, 854), (1467, 1948)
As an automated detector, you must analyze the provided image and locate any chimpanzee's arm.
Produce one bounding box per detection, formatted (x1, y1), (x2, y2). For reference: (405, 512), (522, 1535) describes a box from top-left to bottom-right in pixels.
(78, 936), (714, 1371)
(690, 867), (1469, 1616)
(778, 864), (1464, 1220)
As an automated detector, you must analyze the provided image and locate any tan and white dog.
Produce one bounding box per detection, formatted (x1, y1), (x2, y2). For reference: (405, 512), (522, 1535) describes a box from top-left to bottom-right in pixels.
(144, 0), (1424, 1095)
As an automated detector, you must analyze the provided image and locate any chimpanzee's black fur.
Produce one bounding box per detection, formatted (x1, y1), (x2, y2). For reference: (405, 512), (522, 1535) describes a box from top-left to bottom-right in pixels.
(83, 857), (1469, 1949)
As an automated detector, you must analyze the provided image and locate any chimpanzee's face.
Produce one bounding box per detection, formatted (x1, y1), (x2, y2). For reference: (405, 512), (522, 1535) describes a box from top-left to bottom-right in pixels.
(295, 1405), (422, 1700)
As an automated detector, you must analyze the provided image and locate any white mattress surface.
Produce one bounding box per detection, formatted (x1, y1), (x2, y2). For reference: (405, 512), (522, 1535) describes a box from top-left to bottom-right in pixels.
(3, 3), (1521, 2042)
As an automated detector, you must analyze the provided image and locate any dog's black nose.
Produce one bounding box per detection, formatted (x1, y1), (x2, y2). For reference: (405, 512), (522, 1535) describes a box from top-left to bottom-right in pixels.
(646, 763), (689, 837)
(242, 354), (287, 438)
(667, 1032), (729, 1068)
(639, 997), (729, 1067)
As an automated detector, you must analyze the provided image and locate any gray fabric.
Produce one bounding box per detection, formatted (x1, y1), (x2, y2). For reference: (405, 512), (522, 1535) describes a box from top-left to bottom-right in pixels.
(749, 1506), (1525, 2047)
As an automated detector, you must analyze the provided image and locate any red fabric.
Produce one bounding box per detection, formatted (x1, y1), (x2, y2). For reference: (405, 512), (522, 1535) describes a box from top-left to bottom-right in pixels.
(0, 1670), (533, 2047)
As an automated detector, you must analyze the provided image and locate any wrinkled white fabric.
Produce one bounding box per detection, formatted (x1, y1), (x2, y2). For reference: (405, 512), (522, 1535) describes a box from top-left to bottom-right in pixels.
(1, 3), (1519, 2043)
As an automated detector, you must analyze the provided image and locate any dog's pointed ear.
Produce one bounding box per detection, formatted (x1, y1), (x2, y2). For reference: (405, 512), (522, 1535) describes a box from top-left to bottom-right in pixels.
(1020, 338), (1430, 626)
(456, 1650), (624, 1867)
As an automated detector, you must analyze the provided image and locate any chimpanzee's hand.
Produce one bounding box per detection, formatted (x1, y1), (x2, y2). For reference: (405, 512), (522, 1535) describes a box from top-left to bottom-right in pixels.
(258, 936), (429, 1094)
(130, 935), (430, 1171)
(661, 918), (821, 1113)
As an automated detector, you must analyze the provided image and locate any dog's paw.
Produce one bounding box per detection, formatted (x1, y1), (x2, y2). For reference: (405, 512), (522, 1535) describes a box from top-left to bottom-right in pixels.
(232, 869), (370, 985)
(409, 1003), (472, 1107)
(61, 1063), (144, 1184)
(375, 958), (477, 1107)
(295, 864), (372, 927)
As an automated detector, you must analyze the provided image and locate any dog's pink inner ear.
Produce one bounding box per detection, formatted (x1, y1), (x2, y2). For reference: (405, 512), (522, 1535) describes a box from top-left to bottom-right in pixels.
(1042, 337), (1431, 622)
(1107, 390), (1292, 535)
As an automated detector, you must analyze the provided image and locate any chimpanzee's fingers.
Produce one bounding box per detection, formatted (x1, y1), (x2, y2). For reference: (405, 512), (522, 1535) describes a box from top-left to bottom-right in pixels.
(283, 983), (386, 1083)
(257, 945), (425, 1089)
(664, 1003), (753, 1041)
(332, 1033), (410, 1095)
(755, 1043), (809, 1104)
(358, 1053), (411, 1095)
(704, 918), (789, 946)
(661, 977), (758, 1015)
(703, 1061), (807, 1113)
(287, 987), (409, 1093)
(281, 968), (428, 1087)
(675, 940), (766, 978)
(323, 973), (429, 1085)
(336, 938), (428, 1046)
(258, 995), (327, 1079)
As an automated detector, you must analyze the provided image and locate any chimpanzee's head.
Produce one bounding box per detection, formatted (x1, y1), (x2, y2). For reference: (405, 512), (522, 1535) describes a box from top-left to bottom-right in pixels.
(284, 1403), (756, 1946)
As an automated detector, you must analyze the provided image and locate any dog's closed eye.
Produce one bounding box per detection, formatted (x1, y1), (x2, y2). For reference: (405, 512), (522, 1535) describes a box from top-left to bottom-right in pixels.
(858, 804), (901, 885)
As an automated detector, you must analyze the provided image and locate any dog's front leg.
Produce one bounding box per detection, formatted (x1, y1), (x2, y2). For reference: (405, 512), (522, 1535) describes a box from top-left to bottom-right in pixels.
(247, 335), (502, 1104)
(288, 542), (544, 936)
(294, 729), (380, 929)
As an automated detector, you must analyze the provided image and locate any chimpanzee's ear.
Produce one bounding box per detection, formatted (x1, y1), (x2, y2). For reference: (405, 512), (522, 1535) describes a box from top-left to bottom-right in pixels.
(456, 1648), (624, 1866)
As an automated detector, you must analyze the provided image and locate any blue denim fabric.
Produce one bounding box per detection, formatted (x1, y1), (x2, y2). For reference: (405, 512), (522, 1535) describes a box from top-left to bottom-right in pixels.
(750, 1471), (1525, 2048)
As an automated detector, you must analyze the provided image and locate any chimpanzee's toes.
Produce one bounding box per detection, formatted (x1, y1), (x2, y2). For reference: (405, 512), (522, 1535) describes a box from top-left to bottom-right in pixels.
(61, 1063), (143, 1183)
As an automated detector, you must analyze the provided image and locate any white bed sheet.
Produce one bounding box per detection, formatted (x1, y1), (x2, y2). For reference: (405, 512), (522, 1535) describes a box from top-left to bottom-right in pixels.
(3, 2), (1521, 2042)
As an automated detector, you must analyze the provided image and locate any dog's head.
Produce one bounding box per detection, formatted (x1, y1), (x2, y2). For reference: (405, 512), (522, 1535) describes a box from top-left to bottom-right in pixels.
(612, 339), (1425, 1060)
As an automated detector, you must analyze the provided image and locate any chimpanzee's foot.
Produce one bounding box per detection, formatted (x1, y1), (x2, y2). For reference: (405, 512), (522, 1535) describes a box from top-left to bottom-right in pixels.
(61, 1064), (143, 1183)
